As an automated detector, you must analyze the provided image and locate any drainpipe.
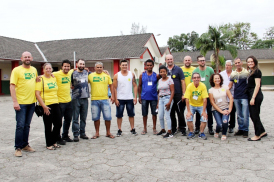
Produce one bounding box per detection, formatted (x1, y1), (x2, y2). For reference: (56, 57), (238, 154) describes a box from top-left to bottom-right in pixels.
(74, 51), (76, 68)
(34, 43), (48, 62)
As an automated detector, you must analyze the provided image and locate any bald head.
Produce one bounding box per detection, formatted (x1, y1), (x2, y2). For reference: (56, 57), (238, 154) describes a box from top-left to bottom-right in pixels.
(21, 51), (33, 67)
(184, 55), (192, 68)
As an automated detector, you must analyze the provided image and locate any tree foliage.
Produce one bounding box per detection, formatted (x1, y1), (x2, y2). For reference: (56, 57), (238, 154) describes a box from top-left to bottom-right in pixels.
(130, 22), (147, 35)
(196, 25), (238, 72)
(223, 22), (258, 50)
(167, 31), (199, 52)
(251, 39), (274, 49)
(264, 26), (274, 40)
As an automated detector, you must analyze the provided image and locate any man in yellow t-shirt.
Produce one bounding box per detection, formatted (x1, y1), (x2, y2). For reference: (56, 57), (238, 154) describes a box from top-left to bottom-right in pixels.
(52, 60), (74, 144)
(184, 72), (208, 140)
(10, 51), (37, 157)
(88, 62), (114, 139)
(181, 55), (196, 87)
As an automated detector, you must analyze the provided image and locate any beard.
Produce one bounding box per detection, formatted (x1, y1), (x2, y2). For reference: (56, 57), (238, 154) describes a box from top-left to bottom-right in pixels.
(23, 60), (31, 65)
(78, 67), (85, 71)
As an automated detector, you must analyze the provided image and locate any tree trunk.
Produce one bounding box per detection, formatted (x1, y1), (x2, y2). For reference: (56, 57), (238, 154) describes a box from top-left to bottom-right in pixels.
(216, 49), (219, 73)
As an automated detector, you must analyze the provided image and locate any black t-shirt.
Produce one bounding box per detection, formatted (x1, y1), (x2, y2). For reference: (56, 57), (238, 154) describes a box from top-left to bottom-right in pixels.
(247, 69), (262, 89)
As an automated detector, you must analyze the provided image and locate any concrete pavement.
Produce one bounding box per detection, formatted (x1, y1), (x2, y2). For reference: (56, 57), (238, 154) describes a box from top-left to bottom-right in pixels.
(0, 91), (274, 181)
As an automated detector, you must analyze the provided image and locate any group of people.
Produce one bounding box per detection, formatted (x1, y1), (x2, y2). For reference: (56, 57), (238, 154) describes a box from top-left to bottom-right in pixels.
(10, 51), (267, 157)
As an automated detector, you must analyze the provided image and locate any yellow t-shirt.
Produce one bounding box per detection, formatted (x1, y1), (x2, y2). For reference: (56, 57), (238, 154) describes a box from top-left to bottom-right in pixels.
(88, 72), (112, 100)
(184, 82), (208, 107)
(181, 66), (196, 87)
(10, 66), (37, 104)
(52, 69), (73, 103)
(35, 76), (59, 105)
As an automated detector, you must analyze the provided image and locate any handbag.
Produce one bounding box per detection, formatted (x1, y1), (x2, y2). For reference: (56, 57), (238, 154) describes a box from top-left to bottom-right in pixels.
(35, 78), (45, 117)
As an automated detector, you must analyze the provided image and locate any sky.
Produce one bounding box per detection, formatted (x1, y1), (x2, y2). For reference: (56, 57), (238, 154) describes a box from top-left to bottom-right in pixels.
(1, 0), (273, 47)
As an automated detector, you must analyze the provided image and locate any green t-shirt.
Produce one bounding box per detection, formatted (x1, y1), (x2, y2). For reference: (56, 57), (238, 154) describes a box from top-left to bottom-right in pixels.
(193, 66), (214, 91)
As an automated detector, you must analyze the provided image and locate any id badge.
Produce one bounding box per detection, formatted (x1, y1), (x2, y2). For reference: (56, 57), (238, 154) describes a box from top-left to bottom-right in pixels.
(81, 79), (85, 83)
(193, 95), (198, 100)
(148, 81), (152, 86)
(201, 77), (205, 81)
(217, 98), (222, 103)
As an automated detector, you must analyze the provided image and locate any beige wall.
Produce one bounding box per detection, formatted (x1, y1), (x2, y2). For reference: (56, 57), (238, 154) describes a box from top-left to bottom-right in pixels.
(259, 63), (274, 76)
(0, 62), (12, 80)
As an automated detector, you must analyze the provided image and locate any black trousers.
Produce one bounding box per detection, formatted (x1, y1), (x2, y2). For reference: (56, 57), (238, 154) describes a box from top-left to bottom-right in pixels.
(43, 104), (62, 147)
(228, 102), (236, 129)
(248, 89), (265, 136)
(170, 93), (186, 133)
(195, 98), (213, 130)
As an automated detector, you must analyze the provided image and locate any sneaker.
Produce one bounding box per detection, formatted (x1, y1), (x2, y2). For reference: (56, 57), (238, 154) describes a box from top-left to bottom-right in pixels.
(181, 129), (187, 136)
(157, 130), (166, 136)
(187, 132), (195, 139)
(194, 128), (200, 134)
(80, 135), (89, 139)
(62, 136), (73, 142)
(116, 129), (122, 137)
(228, 128), (234, 133)
(199, 133), (207, 140)
(73, 137), (79, 142)
(208, 128), (214, 135)
(243, 131), (249, 138)
(15, 149), (22, 157)
(163, 133), (173, 138)
(57, 139), (66, 145)
(130, 128), (138, 136)
(22, 145), (35, 152)
(234, 130), (244, 136)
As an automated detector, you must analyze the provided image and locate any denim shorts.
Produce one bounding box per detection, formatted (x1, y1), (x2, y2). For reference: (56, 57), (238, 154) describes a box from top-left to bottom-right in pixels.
(116, 99), (135, 118)
(187, 105), (207, 122)
(141, 100), (158, 116)
(91, 100), (112, 121)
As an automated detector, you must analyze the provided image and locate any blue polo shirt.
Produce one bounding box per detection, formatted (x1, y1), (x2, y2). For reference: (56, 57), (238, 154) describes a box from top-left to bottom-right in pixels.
(167, 65), (185, 94)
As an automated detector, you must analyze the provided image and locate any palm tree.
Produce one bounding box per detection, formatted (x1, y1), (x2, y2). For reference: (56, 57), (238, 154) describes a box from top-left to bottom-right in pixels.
(196, 25), (238, 72)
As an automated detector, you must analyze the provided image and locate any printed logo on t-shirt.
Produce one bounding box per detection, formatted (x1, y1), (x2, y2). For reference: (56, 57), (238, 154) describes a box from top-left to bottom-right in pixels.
(24, 73), (35, 80)
(93, 76), (105, 82)
(184, 72), (192, 77)
(62, 77), (70, 84)
(128, 78), (131, 81)
(172, 75), (176, 78)
(234, 79), (238, 83)
(47, 82), (57, 89)
(192, 91), (202, 97)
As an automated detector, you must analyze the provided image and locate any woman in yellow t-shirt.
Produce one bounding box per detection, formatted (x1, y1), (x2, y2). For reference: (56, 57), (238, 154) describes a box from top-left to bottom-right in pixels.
(35, 63), (62, 150)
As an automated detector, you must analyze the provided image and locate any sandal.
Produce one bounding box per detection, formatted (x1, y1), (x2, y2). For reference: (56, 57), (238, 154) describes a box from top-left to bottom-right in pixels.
(53, 144), (61, 148)
(153, 130), (158, 135)
(221, 135), (227, 141)
(214, 133), (219, 138)
(91, 135), (100, 139)
(141, 130), (147, 135)
(46, 146), (56, 150)
(106, 135), (115, 139)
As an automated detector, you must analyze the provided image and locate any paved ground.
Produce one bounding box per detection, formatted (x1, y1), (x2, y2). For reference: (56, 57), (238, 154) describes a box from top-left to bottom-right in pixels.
(0, 92), (274, 181)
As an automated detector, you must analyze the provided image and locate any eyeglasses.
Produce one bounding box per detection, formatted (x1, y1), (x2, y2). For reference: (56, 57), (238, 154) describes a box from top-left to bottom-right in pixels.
(192, 77), (200, 79)
(198, 60), (205, 62)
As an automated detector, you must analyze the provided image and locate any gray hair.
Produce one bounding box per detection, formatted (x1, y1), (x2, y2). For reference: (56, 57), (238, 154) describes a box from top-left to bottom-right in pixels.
(234, 58), (241, 63)
(192, 72), (201, 79)
(43, 63), (52, 69)
(95, 62), (103, 67)
(225, 60), (232, 65)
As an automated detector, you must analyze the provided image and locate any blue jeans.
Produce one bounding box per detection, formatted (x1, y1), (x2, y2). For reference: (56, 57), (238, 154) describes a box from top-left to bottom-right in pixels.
(141, 100), (158, 116)
(72, 98), (88, 137)
(116, 99), (135, 118)
(159, 95), (173, 130)
(91, 100), (112, 121)
(187, 105), (207, 122)
(15, 103), (35, 149)
(212, 109), (229, 135)
(234, 99), (249, 131)
(59, 102), (73, 138)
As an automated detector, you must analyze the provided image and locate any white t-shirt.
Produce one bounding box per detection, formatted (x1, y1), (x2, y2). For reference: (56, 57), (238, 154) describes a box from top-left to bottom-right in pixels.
(158, 77), (174, 96)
